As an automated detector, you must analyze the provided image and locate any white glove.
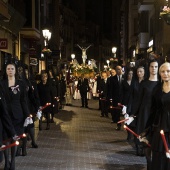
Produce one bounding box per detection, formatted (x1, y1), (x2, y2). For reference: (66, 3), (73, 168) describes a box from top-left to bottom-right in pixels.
(124, 113), (129, 119)
(138, 136), (149, 144)
(12, 135), (20, 141)
(36, 110), (42, 120)
(122, 105), (127, 115)
(125, 116), (134, 125)
(166, 151), (170, 159)
(0, 145), (6, 151)
(24, 117), (33, 127)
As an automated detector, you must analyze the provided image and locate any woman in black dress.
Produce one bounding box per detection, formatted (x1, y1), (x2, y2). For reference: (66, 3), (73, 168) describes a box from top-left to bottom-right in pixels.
(121, 68), (134, 140)
(1, 62), (30, 170)
(142, 62), (170, 170)
(129, 66), (145, 150)
(0, 84), (17, 164)
(134, 59), (159, 170)
(37, 72), (54, 130)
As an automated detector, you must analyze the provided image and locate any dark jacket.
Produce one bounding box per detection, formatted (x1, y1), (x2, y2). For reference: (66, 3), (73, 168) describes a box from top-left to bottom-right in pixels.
(77, 78), (90, 94)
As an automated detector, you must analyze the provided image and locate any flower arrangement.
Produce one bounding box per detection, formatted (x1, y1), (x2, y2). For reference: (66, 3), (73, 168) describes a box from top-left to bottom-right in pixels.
(42, 48), (52, 53)
(110, 58), (118, 62)
(160, 6), (170, 16)
(71, 64), (94, 75)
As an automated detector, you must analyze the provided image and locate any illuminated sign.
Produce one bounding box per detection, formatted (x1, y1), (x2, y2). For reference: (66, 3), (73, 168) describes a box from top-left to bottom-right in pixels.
(0, 38), (8, 49)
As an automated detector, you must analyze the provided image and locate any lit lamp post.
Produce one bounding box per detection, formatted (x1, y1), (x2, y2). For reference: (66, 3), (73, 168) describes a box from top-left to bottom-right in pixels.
(42, 28), (52, 70)
(106, 60), (110, 68)
(42, 29), (52, 47)
(71, 53), (75, 63)
(112, 47), (117, 58)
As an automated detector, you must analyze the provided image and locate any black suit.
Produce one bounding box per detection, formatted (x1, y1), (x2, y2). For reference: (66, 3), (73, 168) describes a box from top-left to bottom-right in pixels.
(110, 75), (124, 127)
(77, 78), (90, 107)
(99, 79), (109, 117)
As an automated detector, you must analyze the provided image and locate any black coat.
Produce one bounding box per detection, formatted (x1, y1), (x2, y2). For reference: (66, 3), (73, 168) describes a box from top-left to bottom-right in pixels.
(121, 80), (134, 114)
(37, 81), (54, 112)
(145, 82), (170, 152)
(99, 79), (108, 99)
(77, 78), (90, 94)
(109, 75), (124, 105)
(135, 80), (158, 134)
(0, 86), (16, 146)
(1, 79), (29, 135)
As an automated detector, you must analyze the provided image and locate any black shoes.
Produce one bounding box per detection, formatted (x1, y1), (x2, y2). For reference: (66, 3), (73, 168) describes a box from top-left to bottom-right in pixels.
(85, 106), (89, 108)
(31, 142), (38, 148)
(80, 106), (84, 108)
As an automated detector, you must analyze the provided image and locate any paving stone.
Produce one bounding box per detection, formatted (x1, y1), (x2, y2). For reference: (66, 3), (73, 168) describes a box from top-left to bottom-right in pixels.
(0, 100), (146, 170)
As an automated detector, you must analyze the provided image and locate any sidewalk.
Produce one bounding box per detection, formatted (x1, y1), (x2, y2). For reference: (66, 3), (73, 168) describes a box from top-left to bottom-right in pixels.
(0, 99), (146, 170)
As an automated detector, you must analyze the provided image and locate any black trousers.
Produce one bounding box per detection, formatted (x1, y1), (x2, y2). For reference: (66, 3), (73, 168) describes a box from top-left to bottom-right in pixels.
(80, 92), (88, 107)
(111, 109), (121, 127)
(101, 99), (108, 116)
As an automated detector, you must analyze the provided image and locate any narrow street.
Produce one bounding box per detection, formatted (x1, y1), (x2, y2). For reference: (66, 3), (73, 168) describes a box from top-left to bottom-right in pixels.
(0, 100), (146, 170)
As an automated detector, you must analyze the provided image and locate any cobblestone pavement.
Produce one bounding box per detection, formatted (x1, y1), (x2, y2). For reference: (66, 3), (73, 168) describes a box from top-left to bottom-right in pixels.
(0, 99), (146, 170)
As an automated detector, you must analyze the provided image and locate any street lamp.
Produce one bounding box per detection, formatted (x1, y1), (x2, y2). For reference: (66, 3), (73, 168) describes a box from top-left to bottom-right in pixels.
(106, 60), (110, 67)
(42, 29), (52, 47)
(42, 28), (52, 70)
(71, 53), (75, 63)
(112, 47), (117, 58)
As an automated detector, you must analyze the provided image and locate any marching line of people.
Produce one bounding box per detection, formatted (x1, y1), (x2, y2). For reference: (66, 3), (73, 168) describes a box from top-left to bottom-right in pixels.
(0, 61), (66, 170)
(96, 59), (170, 170)
(1, 57), (170, 170)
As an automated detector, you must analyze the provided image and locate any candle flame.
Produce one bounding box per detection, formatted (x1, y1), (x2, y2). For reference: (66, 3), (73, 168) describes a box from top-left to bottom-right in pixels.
(22, 133), (26, 137)
(160, 130), (164, 134)
(124, 125), (127, 129)
(15, 141), (19, 145)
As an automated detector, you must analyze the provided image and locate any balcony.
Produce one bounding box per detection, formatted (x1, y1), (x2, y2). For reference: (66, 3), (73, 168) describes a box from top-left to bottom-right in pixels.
(0, 0), (10, 20)
(20, 28), (40, 40)
(138, 0), (154, 12)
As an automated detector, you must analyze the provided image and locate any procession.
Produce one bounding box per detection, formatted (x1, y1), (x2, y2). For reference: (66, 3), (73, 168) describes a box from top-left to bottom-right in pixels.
(1, 0), (170, 170)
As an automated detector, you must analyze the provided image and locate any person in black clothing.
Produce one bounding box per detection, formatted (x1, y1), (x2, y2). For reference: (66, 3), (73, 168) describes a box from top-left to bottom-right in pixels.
(109, 65), (124, 130)
(121, 68), (134, 140)
(96, 73), (101, 110)
(1, 62), (30, 169)
(0, 84), (17, 164)
(24, 68), (40, 148)
(140, 62), (170, 170)
(47, 69), (58, 123)
(77, 74), (90, 108)
(99, 72), (109, 117)
(132, 59), (159, 170)
(37, 72), (54, 130)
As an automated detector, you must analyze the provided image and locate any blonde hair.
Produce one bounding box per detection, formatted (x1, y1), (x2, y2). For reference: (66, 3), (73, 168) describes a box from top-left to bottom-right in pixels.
(159, 62), (170, 75)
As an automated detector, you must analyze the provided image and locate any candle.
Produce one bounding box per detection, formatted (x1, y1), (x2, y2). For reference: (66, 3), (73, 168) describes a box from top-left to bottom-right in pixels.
(39, 103), (51, 111)
(0, 141), (19, 151)
(18, 133), (26, 139)
(118, 118), (129, 124)
(110, 106), (121, 109)
(124, 125), (139, 138)
(3, 133), (26, 143)
(118, 103), (124, 107)
(160, 130), (169, 153)
(124, 125), (151, 147)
